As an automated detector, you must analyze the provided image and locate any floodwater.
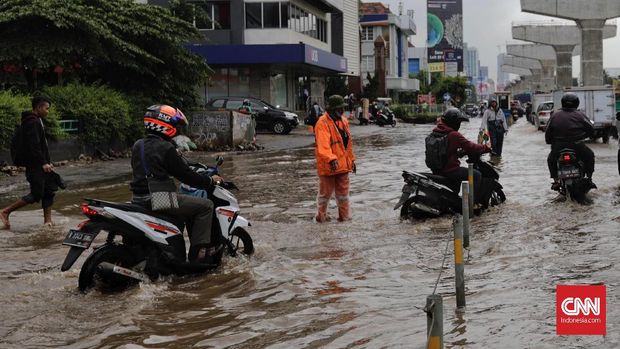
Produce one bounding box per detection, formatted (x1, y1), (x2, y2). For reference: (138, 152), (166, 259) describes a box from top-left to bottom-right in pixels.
(1, 119), (619, 348)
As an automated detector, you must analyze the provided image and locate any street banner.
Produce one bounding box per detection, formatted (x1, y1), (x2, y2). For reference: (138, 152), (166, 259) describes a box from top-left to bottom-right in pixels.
(427, 0), (463, 72)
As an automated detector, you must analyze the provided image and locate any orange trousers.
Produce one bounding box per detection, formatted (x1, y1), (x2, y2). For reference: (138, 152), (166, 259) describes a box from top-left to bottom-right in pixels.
(316, 173), (350, 222)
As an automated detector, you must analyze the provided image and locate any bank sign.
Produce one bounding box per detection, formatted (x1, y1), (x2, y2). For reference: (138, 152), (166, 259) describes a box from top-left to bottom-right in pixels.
(427, 0), (463, 73)
(304, 46), (347, 73)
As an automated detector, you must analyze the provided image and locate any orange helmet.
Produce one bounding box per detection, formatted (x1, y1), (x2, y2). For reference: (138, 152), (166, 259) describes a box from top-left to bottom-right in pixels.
(144, 104), (188, 138)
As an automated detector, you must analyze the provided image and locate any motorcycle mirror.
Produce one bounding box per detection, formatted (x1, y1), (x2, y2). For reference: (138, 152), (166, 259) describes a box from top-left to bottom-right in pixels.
(216, 156), (224, 166)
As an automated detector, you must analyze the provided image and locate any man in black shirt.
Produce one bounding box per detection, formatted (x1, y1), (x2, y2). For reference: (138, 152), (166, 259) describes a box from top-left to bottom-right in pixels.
(545, 93), (595, 190)
(1, 96), (56, 229)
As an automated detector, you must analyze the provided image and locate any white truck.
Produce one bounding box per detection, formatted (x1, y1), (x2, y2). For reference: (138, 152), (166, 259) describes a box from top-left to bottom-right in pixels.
(552, 86), (616, 143)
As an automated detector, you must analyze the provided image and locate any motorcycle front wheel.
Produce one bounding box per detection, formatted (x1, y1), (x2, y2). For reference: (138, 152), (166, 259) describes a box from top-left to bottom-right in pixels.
(78, 244), (139, 292)
(227, 227), (254, 256)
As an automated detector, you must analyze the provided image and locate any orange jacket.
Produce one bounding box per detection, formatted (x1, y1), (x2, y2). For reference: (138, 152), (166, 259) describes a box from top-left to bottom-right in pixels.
(314, 112), (356, 176)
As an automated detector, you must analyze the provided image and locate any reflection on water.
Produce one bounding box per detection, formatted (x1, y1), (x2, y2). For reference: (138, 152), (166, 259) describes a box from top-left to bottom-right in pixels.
(1, 120), (619, 348)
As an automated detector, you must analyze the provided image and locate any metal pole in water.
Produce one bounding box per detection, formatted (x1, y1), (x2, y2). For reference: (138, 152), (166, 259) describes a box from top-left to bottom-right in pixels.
(467, 164), (474, 217)
(426, 294), (443, 349)
(461, 181), (470, 248)
(453, 216), (466, 308)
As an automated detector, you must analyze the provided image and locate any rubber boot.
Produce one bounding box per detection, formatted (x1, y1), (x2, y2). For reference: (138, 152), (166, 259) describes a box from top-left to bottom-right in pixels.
(188, 244), (223, 267)
(1, 199), (29, 229)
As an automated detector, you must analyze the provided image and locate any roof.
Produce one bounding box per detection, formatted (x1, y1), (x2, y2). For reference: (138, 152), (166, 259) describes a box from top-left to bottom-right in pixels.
(360, 2), (392, 15)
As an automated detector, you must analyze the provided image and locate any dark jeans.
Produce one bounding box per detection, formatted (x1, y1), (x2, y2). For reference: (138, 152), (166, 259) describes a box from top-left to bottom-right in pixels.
(547, 142), (595, 179)
(488, 120), (505, 156)
(160, 195), (217, 247)
(444, 167), (483, 204)
(22, 167), (56, 209)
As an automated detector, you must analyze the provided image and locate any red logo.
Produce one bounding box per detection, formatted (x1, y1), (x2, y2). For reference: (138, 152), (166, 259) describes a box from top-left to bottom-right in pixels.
(556, 285), (606, 335)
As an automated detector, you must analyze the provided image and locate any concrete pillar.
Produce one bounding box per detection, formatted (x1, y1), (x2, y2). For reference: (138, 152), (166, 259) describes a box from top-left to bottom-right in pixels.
(506, 44), (557, 90)
(520, 0), (620, 86)
(512, 24), (616, 88)
(578, 19), (606, 86)
(554, 45), (575, 88)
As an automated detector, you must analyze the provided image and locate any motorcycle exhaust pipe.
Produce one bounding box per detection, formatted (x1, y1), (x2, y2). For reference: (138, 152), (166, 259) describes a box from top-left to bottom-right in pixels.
(98, 262), (146, 282)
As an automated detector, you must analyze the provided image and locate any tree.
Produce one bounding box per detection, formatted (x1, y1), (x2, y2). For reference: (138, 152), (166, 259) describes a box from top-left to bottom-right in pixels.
(431, 76), (470, 108)
(0, 0), (211, 107)
(362, 72), (379, 101)
(324, 76), (348, 98)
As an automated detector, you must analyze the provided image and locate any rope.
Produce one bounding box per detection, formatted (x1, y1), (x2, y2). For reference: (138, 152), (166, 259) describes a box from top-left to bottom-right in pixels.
(432, 239), (452, 296)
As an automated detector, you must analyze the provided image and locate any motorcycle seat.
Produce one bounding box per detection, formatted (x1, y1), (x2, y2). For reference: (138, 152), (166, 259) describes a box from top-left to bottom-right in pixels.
(85, 199), (184, 227)
(421, 173), (461, 193)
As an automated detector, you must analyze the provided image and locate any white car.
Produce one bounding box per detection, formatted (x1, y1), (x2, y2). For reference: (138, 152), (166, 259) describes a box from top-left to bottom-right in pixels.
(535, 101), (554, 131)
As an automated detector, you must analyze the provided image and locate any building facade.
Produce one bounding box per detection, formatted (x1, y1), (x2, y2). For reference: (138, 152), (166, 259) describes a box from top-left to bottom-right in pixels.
(359, 2), (419, 100)
(463, 44), (480, 83)
(147, 0), (359, 111)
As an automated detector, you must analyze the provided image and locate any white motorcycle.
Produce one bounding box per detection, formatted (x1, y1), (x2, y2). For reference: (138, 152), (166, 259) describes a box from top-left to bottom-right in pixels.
(60, 157), (253, 292)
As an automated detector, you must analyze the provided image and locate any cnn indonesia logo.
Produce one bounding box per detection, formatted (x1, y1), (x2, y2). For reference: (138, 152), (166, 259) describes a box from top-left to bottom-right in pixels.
(556, 285), (606, 335)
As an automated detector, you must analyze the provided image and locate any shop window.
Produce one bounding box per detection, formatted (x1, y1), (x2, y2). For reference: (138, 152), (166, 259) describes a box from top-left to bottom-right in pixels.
(195, 2), (230, 30)
(270, 73), (287, 109)
(246, 3), (262, 28)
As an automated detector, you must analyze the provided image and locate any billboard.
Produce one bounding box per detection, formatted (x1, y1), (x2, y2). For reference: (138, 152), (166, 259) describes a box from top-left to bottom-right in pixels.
(427, 0), (463, 73)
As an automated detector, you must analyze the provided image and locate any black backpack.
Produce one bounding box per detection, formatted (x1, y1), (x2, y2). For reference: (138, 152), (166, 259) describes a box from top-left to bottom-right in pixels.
(10, 116), (35, 167)
(425, 131), (450, 172)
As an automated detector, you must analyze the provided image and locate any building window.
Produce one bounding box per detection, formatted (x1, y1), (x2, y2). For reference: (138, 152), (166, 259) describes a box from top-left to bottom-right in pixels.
(195, 2), (230, 30)
(361, 26), (373, 41)
(263, 2), (280, 28)
(246, 3), (262, 28)
(362, 55), (374, 71)
(281, 2), (288, 29)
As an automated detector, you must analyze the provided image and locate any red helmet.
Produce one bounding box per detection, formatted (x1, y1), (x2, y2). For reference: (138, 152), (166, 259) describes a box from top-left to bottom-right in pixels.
(144, 104), (188, 138)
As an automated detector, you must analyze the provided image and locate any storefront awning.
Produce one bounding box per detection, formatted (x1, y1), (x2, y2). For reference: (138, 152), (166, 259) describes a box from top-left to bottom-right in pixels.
(188, 43), (347, 74)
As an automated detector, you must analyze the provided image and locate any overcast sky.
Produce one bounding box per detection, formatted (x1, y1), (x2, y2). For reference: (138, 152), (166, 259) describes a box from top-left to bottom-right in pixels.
(378, 0), (620, 82)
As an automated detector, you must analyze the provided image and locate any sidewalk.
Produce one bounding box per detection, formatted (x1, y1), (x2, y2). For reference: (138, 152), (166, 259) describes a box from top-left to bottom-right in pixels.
(0, 121), (382, 197)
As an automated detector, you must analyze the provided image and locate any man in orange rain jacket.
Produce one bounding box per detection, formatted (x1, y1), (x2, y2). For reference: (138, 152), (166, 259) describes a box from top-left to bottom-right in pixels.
(314, 95), (356, 222)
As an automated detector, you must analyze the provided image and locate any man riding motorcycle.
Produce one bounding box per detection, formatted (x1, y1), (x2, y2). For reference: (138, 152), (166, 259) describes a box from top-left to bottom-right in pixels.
(130, 104), (224, 265)
(427, 108), (492, 205)
(545, 93), (596, 191)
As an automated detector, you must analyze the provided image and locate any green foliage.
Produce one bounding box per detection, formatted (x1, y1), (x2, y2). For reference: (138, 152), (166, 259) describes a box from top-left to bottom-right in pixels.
(362, 72), (380, 101)
(0, 90), (62, 150)
(431, 76), (470, 108)
(0, 0), (210, 107)
(324, 76), (349, 99)
(42, 84), (132, 147)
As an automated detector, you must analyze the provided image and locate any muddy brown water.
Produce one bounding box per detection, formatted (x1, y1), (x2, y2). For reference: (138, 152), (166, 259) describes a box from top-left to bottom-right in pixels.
(1, 120), (619, 348)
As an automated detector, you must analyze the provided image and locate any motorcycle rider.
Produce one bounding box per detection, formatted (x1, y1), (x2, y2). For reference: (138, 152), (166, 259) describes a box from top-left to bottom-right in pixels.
(130, 104), (224, 265)
(545, 93), (595, 191)
(428, 108), (492, 205)
(238, 99), (253, 114)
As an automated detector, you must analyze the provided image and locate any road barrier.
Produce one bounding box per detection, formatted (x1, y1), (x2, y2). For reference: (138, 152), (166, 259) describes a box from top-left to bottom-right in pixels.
(468, 164), (474, 217)
(461, 181), (470, 248)
(454, 216), (466, 308)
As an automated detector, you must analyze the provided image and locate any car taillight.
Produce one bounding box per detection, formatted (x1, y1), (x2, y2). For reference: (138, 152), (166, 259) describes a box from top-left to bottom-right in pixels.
(538, 111), (545, 116)
(81, 203), (99, 216)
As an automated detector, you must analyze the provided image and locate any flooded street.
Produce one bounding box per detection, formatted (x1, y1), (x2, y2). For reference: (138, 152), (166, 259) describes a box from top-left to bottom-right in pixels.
(1, 120), (619, 348)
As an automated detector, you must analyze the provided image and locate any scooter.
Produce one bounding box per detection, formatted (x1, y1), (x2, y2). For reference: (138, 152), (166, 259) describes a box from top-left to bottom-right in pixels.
(555, 145), (595, 204)
(60, 157), (253, 292)
(374, 109), (396, 127)
(394, 154), (505, 219)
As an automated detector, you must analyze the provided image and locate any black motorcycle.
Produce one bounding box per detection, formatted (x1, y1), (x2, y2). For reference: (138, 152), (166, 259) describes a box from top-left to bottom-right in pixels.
(395, 154), (505, 219)
(555, 146), (595, 203)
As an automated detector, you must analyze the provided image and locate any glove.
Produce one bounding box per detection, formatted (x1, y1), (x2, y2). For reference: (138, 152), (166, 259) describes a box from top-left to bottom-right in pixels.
(329, 160), (339, 172)
(352, 161), (357, 174)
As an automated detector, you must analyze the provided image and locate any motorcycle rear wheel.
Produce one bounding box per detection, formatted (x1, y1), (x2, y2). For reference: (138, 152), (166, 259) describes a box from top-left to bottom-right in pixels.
(228, 228), (254, 256)
(78, 244), (138, 292)
(489, 187), (506, 206)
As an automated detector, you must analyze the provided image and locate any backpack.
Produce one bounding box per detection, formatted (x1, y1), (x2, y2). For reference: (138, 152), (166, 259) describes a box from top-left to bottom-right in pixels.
(425, 131), (450, 172)
(10, 116), (36, 167)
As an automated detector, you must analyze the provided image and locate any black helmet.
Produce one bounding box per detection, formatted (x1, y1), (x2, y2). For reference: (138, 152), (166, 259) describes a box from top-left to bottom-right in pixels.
(561, 93), (579, 109)
(443, 108), (469, 123)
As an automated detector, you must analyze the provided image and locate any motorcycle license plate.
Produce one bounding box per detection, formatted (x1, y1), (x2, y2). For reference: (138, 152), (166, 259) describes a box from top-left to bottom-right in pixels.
(558, 167), (580, 179)
(62, 229), (96, 249)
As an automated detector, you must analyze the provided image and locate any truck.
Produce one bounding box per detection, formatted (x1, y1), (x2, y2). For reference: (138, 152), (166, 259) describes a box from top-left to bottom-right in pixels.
(552, 86), (616, 143)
